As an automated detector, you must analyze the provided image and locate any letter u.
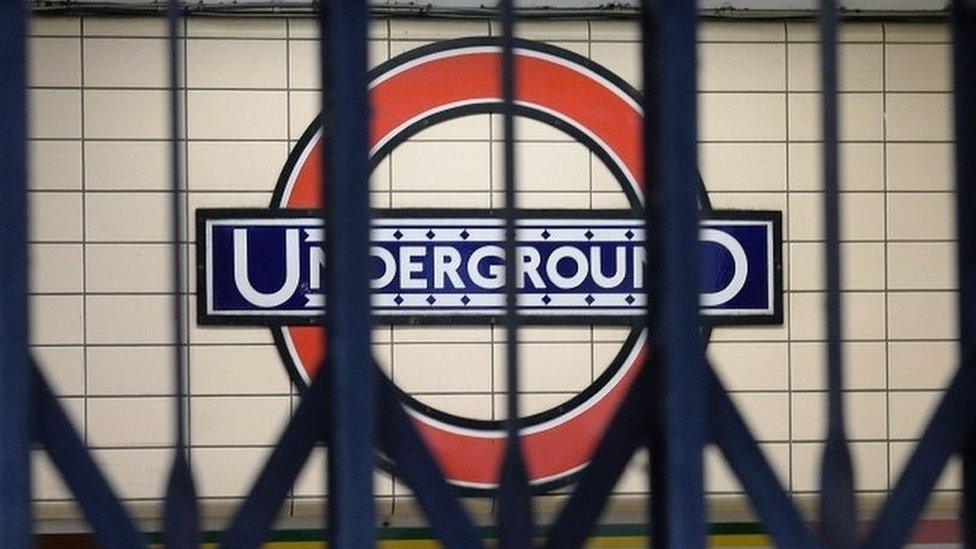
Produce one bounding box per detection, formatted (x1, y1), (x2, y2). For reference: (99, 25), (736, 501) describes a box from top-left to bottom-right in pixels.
(233, 228), (300, 308)
(591, 246), (627, 288)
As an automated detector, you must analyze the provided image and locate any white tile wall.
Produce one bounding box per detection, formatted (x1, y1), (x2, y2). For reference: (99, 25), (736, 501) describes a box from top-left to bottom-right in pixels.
(25, 14), (961, 524)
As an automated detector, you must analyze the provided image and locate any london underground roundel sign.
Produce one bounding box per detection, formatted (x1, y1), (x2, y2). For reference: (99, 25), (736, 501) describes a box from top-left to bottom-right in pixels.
(196, 38), (783, 492)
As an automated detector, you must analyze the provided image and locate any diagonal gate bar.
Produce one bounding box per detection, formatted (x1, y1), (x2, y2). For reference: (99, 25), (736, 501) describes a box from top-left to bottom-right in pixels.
(31, 359), (146, 549)
(220, 363), (481, 549)
(546, 351), (818, 549)
(861, 349), (976, 548)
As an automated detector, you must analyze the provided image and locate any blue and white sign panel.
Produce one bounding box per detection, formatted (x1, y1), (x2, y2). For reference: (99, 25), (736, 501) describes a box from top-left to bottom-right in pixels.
(197, 209), (782, 325)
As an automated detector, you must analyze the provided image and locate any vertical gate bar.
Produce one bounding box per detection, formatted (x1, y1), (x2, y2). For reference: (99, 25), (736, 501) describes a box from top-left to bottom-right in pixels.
(0, 0), (32, 545)
(951, 0), (976, 545)
(640, 2), (668, 545)
(163, 1), (200, 546)
(319, 0), (376, 546)
(497, 0), (533, 545)
(643, 0), (705, 546)
(817, 1), (857, 546)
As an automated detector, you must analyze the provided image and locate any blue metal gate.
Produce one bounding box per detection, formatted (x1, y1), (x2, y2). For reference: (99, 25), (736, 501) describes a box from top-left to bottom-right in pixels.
(2, 0), (974, 547)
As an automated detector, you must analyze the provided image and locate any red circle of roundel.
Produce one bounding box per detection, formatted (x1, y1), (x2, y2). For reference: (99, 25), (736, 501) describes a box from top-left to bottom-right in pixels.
(273, 38), (653, 492)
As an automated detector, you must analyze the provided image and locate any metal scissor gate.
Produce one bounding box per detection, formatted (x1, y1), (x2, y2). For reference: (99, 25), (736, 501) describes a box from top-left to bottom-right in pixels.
(2, 0), (976, 547)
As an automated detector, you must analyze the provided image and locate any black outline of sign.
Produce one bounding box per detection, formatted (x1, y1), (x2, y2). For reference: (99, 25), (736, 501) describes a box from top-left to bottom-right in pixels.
(196, 207), (783, 327)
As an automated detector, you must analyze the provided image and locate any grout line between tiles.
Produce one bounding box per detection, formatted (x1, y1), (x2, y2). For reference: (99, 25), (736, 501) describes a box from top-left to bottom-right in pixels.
(882, 21), (893, 496)
(784, 20), (793, 496)
(80, 15), (89, 446)
(182, 16), (194, 471)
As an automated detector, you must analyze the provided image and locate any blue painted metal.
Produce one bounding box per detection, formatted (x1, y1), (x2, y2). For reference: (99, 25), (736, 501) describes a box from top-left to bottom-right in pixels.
(162, 0), (201, 546)
(951, 1), (976, 545)
(0, 0), (32, 545)
(320, 0), (376, 545)
(645, 0), (706, 545)
(31, 361), (146, 548)
(497, 0), (534, 546)
(817, 1), (857, 547)
(640, 5), (670, 545)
